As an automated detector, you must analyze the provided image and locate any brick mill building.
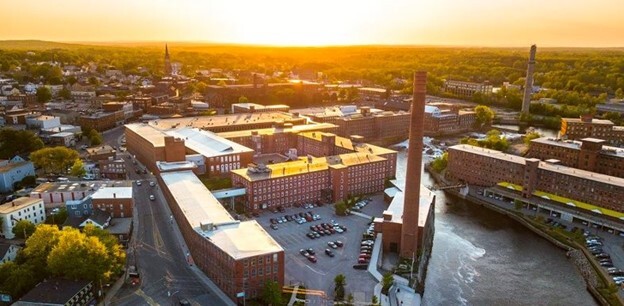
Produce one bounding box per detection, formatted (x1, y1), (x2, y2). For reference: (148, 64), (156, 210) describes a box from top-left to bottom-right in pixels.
(561, 115), (624, 147)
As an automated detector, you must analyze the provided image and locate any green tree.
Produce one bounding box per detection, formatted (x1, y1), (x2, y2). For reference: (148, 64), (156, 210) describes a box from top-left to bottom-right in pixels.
(371, 295), (380, 306)
(430, 152), (448, 173)
(89, 130), (103, 146)
(261, 280), (283, 306)
(335, 202), (347, 216)
(238, 96), (249, 103)
(47, 228), (111, 286)
(0, 129), (44, 159)
(29, 146), (80, 174)
(83, 225), (126, 278)
(514, 199), (524, 211)
(615, 88), (624, 99)
(21, 224), (62, 275)
(195, 81), (208, 93)
(69, 159), (86, 177)
(88, 76), (99, 86)
(45, 207), (68, 225)
(58, 87), (71, 100)
(0, 262), (40, 298)
(523, 131), (542, 146)
(12, 220), (36, 239)
(381, 273), (394, 295)
(474, 105), (495, 128)
(334, 274), (346, 301)
(346, 293), (354, 306)
(35, 87), (52, 103)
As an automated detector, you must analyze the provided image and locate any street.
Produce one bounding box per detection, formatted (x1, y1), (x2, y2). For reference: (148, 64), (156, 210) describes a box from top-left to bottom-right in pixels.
(103, 126), (232, 306)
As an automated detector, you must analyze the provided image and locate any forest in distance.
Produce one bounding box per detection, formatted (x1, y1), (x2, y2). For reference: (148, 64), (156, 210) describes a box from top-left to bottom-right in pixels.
(1, 40), (624, 124)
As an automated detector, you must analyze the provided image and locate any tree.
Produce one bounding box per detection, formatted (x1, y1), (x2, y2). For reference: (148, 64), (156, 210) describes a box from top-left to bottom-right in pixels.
(88, 76), (99, 86)
(30, 146), (80, 174)
(47, 228), (111, 286)
(616, 88), (624, 99)
(45, 207), (68, 225)
(335, 202), (347, 216)
(261, 280), (283, 306)
(523, 131), (542, 146)
(430, 152), (448, 173)
(82, 225), (126, 278)
(58, 87), (71, 100)
(36, 87), (52, 103)
(238, 96), (249, 103)
(371, 295), (380, 306)
(89, 130), (103, 146)
(514, 199), (524, 211)
(69, 159), (86, 177)
(195, 81), (207, 93)
(0, 129), (44, 159)
(381, 273), (394, 295)
(12, 220), (36, 239)
(0, 262), (40, 298)
(474, 105), (495, 128)
(334, 274), (346, 301)
(346, 293), (354, 305)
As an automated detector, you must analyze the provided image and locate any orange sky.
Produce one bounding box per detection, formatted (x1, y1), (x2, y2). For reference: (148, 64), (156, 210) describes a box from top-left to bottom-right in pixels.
(2, 0), (624, 47)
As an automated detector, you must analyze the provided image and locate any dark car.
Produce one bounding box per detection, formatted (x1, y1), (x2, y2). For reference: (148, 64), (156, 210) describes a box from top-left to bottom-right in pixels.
(335, 240), (344, 247)
(358, 258), (370, 264)
(285, 215), (293, 221)
(278, 206), (285, 213)
(300, 249), (309, 257)
(340, 225), (347, 232)
(299, 212), (306, 218)
(325, 249), (335, 257)
(324, 230), (332, 236)
(353, 264), (368, 270)
(307, 232), (316, 239)
(317, 230), (325, 236)
(270, 218), (277, 225)
(270, 224), (278, 230)
(310, 225), (317, 231)
(307, 248), (315, 255)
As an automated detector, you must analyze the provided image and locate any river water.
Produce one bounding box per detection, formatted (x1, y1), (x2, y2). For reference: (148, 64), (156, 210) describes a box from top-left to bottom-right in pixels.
(393, 151), (597, 306)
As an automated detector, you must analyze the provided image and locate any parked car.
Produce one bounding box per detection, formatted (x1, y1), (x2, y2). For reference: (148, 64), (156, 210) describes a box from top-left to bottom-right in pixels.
(359, 254), (371, 259)
(353, 264), (368, 270)
(270, 224), (278, 230)
(149, 195), (155, 201)
(307, 255), (317, 263)
(307, 232), (316, 239)
(307, 248), (315, 255)
(335, 240), (344, 247)
(358, 258), (370, 264)
(136, 180), (142, 186)
(270, 218), (278, 225)
(328, 241), (337, 249)
(149, 181), (156, 187)
(325, 249), (335, 257)
(300, 249), (309, 257)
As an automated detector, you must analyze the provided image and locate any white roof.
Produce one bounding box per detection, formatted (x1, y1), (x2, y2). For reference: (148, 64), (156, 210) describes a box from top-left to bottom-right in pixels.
(160, 171), (283, 259)
(165, 127), (253, 158)
(91, 187), (133, 199)
(383, 185), (434, 227)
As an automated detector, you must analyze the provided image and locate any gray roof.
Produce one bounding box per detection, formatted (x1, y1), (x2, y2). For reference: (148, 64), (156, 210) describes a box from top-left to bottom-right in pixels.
(18, 278), (93, 305)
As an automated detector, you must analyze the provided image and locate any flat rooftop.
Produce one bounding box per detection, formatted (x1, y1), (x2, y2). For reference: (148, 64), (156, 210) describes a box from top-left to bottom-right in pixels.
(31, 180), (132, 195)
(147, 112), (300, 131)
(0, 197), (42, 214)
(165, 127), (253, 158)
(232, 152), (386, 181)
(216, 122), (337, 139)
(298, 131), (396, 155)
(382, 185), (434, 227)
(125, 123), (169, 147)
(160, 171), (283, 259)
(91, 187), (132, 199)
(531, 137), (624, 158)
(451, 144), (624, 188)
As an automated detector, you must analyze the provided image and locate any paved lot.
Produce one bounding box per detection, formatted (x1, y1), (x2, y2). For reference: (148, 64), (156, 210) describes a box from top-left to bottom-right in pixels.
(256, 193), (386, 304)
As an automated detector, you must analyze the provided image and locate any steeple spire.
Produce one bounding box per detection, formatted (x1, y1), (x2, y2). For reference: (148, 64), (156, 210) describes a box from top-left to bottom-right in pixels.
(164, 43), (172, 75)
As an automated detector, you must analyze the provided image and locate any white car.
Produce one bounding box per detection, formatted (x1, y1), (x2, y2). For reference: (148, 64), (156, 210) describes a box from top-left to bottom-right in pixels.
(149, 195), (155, 201)
(136, 180), (142, 186)
(149, 181), (156, 187)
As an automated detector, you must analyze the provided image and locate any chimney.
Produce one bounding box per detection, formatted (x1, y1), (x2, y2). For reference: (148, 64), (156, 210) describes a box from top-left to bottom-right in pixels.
(400, 71), (426, 258)
(521, 45), (537, 115)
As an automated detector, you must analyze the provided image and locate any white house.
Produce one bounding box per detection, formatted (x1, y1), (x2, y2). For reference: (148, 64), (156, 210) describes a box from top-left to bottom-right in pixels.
(25, 115), (61, 130)
(0, 197), (45, 239)
(0, 243), (20, 264)
(0, 156), (35, 193)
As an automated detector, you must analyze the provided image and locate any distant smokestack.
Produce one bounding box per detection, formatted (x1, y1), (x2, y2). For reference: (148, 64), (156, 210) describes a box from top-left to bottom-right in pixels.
(521, 45), (537, 115)
(400, 71), (426, 258)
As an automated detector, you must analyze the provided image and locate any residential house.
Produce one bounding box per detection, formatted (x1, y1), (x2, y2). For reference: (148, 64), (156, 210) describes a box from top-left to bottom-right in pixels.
(0, 197), (45, 239)
(0, 156), (35, 193)
(14, 278), (95, 306)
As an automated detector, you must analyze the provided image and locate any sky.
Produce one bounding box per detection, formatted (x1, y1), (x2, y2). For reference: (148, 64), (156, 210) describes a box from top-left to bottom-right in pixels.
(2, 0), (624, 47)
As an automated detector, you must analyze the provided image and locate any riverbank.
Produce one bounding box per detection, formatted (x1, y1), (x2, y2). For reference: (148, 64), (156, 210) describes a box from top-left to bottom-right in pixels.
(425, 164), (623, 306)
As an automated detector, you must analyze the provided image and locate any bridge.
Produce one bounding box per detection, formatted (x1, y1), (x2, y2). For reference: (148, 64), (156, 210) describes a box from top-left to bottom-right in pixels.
(426, 184), (466, 191)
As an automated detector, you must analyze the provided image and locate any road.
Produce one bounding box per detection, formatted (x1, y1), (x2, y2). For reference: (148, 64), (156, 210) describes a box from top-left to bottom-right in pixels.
(103, 126), (231, 306)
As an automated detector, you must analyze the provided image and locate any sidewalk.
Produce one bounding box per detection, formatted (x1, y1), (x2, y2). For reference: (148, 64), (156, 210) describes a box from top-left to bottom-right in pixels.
(350, 211), (373, 220)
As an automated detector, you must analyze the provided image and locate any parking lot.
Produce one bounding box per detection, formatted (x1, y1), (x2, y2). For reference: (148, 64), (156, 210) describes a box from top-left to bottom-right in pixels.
(256, 193), (387, 303)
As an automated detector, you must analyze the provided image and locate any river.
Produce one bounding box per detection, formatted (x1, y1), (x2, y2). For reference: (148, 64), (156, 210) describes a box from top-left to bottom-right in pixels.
(393, 151), (597, 306)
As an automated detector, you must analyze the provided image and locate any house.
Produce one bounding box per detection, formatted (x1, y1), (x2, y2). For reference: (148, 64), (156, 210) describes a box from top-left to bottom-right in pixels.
(0, 197), (45, 239)
(91, 186), (133, 218)
(49, 132), (76, 147)
(0, 156), (35, 192)
(0, 243), (20, 264)
(106, 217), (133, 247)
(14, 278), (95, 306)
(63, 209), (111, 230)
(65, 195), (93, 219)
(85, 145), (116, 161)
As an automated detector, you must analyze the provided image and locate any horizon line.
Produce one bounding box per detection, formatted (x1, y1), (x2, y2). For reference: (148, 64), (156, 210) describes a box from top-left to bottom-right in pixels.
(2, 39), (624, 49)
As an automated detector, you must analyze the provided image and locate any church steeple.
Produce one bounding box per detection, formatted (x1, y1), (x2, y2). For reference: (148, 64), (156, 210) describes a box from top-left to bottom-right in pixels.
(164, 43), (172, 75)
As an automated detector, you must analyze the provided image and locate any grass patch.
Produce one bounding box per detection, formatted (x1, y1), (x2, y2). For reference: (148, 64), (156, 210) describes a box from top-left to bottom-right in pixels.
(198, 175), (232, 190)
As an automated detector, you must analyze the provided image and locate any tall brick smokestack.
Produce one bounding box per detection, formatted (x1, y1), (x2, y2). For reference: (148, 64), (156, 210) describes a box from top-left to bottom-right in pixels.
(521, 45), (537, 115)
(400, 71), (426, 258)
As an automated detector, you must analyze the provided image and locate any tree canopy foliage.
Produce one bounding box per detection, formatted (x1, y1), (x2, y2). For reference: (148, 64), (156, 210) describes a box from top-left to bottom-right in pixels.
(0, 224), (125, 299)
(430, 152), (448, 173)
(0, 129), (44, 159)
(474, 105), (495, 128)
(12, 220), (36, 239)
(461, 129), (510, 152)
(29, 146), (80, 174)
